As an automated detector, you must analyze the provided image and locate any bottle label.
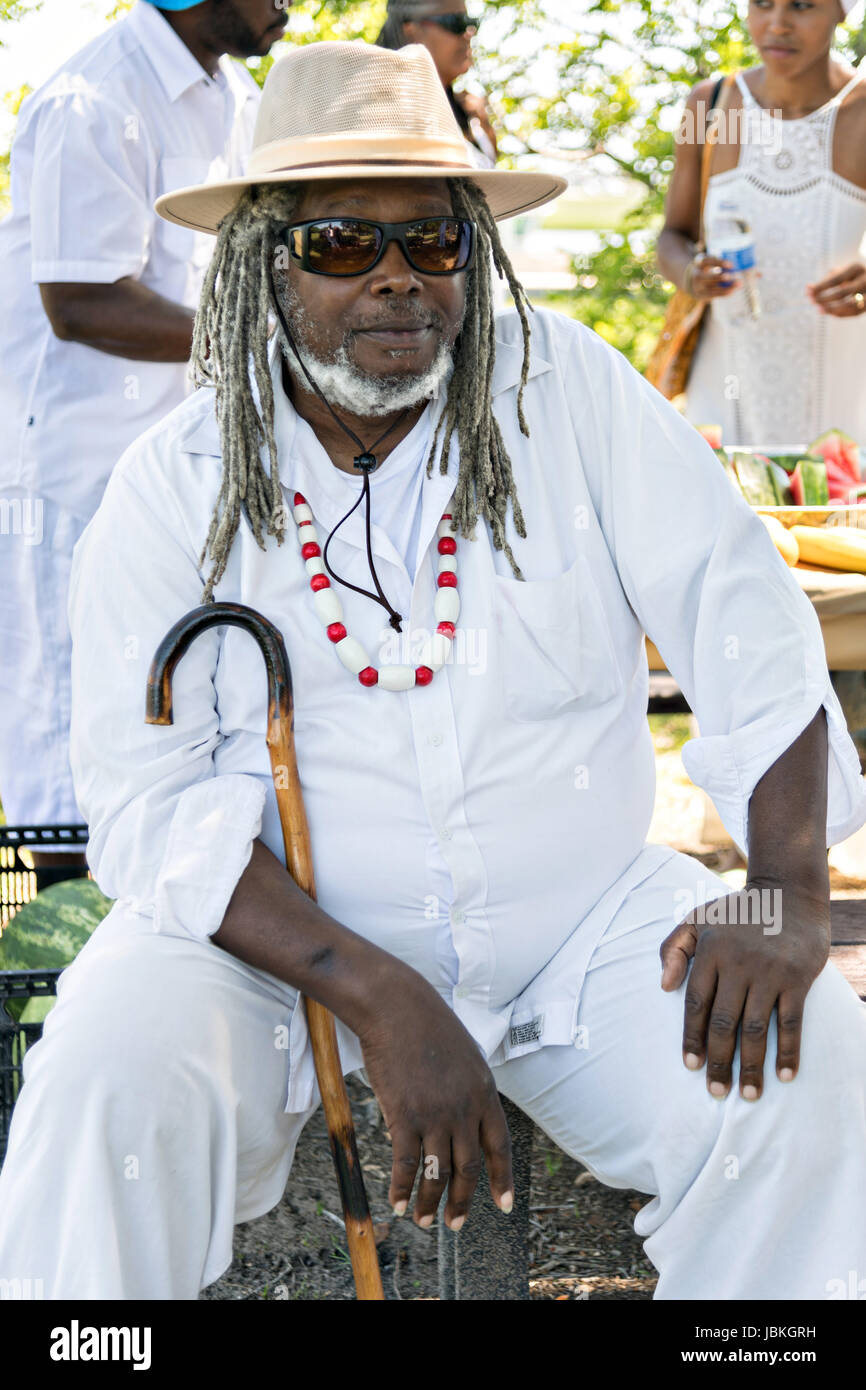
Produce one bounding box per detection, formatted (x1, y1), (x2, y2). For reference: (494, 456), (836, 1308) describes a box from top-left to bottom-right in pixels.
(715, 242), (757, 272)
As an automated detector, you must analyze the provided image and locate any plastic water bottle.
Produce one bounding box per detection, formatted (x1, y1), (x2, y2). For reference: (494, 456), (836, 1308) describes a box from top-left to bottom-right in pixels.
(707, 200), (761, 320)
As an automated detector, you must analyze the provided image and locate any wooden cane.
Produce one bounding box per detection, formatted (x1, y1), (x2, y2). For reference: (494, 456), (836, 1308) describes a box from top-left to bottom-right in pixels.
(145, 601), (384, 1301)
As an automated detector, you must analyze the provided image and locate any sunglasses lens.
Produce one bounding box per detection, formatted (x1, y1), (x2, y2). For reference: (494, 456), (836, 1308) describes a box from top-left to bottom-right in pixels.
(440, 14), (475, 33)
(406, 219), (472, 273)
(307, 220), (382, 275)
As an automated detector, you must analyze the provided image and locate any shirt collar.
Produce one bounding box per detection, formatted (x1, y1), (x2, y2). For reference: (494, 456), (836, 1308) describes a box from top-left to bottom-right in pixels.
(179, 322), (553, 461)
(127, 0), (219, 104)
(491, 324), (553, 397)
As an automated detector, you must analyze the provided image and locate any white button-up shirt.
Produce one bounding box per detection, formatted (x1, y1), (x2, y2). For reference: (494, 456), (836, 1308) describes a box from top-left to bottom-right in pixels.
(0, 0), (259, 522)
(68, 306), (866, 1111)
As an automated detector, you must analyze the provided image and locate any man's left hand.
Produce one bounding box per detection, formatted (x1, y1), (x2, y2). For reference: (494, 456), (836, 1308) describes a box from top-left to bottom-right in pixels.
(659, 884), (830, 1101)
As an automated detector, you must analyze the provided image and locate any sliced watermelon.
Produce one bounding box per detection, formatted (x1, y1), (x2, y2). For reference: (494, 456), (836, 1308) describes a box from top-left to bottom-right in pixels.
(823, 456), (864, 502)
(827, 473), (861, 504)
(808, 430), (861, 483)
(767, 461), (793, 504)
(767, 452), (811, 474)
(698, 424), (723, 449)
(790, 459), (829, 507)
(732, 453), (777, 505)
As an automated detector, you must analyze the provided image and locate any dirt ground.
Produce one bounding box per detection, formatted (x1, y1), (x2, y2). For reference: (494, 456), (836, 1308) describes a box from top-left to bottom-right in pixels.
(202, 1073), (658, 1302)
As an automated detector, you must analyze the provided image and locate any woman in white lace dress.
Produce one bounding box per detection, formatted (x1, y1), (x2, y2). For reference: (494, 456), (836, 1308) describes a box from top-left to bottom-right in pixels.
(659, 0), (866, 764)
(658, 0), (866, 448)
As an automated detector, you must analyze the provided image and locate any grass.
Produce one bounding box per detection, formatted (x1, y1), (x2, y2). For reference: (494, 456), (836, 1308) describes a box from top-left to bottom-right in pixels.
(648, 712), (693, 753)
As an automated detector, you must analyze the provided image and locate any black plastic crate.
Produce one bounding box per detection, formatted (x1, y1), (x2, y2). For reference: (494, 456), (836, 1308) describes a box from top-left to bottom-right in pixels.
(0, 824), (88, 929)
(0, 968), (62, 1163)
(0, 825), (89, 1161)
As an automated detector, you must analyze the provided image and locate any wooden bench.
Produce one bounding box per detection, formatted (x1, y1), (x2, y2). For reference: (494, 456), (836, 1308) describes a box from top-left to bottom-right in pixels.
(438, 898), (866, 1300)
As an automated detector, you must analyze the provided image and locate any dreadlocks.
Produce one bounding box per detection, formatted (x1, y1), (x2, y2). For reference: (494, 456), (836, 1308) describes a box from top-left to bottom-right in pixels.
(190, 179), (533, 603)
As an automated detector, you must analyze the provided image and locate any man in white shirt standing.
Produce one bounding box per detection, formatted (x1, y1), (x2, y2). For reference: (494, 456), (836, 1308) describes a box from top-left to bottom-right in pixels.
(0, 0), (288, 872)
(1, 41), (865, 1301)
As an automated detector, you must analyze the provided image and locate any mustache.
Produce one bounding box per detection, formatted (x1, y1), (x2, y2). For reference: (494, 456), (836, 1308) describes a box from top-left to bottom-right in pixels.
(349, 303), (444, 334)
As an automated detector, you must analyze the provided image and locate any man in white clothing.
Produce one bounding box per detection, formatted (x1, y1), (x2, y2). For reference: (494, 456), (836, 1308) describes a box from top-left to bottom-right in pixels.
(0, 0), (287, 869)
(1, 41), (865, 1302)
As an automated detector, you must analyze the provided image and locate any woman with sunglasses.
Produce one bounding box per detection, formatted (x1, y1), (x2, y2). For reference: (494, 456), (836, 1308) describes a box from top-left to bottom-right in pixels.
(377, 0), (498, 168)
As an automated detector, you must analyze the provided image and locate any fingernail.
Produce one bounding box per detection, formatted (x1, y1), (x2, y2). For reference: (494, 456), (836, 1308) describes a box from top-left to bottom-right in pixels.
(418, 1213), (434, 1229)
(392, 1200), (408, 1217)
(709, 1081), (728, 1098)
(684, 1052), (702, 1070)
(779, 1067), (795, 1083)
(499, 1190), (514, 1214)
(742, 1084), (759, 1101)
(449, 1215), (465, 1233)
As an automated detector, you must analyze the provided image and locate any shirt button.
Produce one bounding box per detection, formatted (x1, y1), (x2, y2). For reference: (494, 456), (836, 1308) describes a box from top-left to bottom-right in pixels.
(455, 986), (469, 1000)
(429, 733), (443, 747)
(438, 826), (452, 841)
(451, 909), (465, 925)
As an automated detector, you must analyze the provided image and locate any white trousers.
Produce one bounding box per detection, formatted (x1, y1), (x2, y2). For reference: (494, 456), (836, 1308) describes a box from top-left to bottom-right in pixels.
(0, 491), (87, 825)
(1, 847), (864, 1300)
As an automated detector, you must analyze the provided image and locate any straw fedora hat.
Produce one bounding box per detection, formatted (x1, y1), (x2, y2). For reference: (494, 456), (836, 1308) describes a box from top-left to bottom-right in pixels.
(156, 41), (567, 234)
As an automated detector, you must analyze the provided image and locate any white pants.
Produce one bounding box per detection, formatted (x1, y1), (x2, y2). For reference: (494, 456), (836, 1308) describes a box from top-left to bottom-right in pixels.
(1, 847), (864, 1300)
(0, 491), (87, 825)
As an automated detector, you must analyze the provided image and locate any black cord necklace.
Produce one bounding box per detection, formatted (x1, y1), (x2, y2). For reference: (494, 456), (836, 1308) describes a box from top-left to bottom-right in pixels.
(271, 280), (410, 633)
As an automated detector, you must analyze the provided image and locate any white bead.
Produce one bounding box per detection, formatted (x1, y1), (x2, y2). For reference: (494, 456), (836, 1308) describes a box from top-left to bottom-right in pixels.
(377, 664), (416, 691)
(419, 631), (451, 672)
(434, 588), (460, 623)
(438, 555), (457, 576)
(293, 503), (313, 525)
(313, 589), (343, 625)
(437, 518), (456, 540)
(335, 636), (369, 674)
(297, 523), (318, 547)
(305, 556), (326, 578)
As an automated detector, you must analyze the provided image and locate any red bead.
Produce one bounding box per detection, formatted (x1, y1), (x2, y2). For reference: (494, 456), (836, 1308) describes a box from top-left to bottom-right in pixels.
(293, 492), (306, 506)
(441, 512), (453, 520)
(437, 621), (456, 638)
(358, 667), (378, 687)
(438, 536), (457, 555)
(415, 666), (434, 686)
(327, 622), (347, 643)
(437, 571), (457, 588)
(310, 574), (330, 591)
(298, 518), (314, 529)
(301, 541), (321, 560)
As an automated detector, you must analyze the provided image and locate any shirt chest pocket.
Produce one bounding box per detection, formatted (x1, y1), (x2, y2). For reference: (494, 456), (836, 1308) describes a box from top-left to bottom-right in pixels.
(155, 156), (221, 270)
(492, 553), (622, 721)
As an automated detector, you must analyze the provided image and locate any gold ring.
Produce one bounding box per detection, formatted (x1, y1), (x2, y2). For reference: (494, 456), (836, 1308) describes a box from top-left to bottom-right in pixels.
(855, 292), (865, 311)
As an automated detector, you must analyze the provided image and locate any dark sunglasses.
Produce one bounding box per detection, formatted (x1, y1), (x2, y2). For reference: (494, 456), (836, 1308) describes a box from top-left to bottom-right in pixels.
(420, 13), (478, 34)
(275, 216), (476, 277)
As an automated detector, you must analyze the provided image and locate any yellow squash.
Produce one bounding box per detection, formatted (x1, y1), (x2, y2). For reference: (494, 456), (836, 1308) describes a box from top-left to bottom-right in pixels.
(758, 513), (799, 566)
(790, 524), (866, 573)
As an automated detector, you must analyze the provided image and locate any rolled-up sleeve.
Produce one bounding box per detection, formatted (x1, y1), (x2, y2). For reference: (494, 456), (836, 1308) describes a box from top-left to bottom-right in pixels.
(29, 78), (154, 284)
(68, 430), (265, 941)
(570, 329), (866, 856)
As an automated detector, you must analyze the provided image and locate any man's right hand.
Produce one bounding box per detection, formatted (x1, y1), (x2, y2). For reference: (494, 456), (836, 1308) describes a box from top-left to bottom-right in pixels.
(358, 967), (514, 1231)
(215, 839), (514, 1231)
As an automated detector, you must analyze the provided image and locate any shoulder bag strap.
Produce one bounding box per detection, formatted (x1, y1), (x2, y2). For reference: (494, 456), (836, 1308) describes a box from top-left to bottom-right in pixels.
(698, 71), (738, 247)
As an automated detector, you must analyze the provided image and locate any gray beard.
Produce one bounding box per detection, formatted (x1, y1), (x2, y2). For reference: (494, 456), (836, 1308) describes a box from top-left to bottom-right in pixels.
(276, 287), (455, 417)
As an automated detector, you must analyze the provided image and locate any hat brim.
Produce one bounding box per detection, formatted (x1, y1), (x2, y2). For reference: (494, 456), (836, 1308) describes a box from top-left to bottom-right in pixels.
(155, 166), (568, 234)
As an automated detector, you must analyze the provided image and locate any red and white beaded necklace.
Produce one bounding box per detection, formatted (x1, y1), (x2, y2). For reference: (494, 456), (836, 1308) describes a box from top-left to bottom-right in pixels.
(292, 490), (459, 690)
